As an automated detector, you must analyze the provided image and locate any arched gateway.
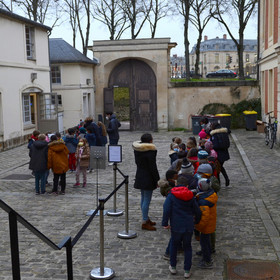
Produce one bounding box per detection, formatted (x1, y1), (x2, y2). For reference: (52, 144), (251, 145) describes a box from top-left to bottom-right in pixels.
(89, 38), (176, 131)
(104, 59), (157, 131)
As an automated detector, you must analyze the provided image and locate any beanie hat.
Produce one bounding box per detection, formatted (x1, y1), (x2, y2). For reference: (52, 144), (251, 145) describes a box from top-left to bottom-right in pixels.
(197, 163), (213, 175)
(79, 127), (86, 134)
(198, 150), (209, 159)
(197, 178), (211, 192)
(179, 158), (194, 175)
(205, 141), (213, 150)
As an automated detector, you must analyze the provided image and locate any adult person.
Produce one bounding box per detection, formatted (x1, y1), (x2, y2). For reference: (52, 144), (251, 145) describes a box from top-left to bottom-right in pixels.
(106, 112), (121, 145)
(132, 133), (160, 231)
(210, 122), (230, 187)
(83, 116), (102, 146)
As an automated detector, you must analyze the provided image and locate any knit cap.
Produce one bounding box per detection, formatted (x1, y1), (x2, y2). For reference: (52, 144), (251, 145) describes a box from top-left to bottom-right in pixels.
(198, 150), (209, 159)
(197, 178), (211, 192)
(197, 163), (213, 175)
(205, 141), (213, 150)
(179, 158), (194, 175)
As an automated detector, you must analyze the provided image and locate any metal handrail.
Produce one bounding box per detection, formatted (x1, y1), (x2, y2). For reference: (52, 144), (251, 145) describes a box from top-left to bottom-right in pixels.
(0, 166), (129, 280)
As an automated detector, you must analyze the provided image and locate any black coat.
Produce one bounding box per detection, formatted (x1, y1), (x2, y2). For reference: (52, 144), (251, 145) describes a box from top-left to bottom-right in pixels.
(132, 141), (160, 190)
(29, 140), (48, 172)
(107, 114), (120, 141)
(210, 127), (230, 163)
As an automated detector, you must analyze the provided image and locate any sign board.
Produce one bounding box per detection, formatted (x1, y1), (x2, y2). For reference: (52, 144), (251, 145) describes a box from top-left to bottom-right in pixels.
(108, 145), (122, 163)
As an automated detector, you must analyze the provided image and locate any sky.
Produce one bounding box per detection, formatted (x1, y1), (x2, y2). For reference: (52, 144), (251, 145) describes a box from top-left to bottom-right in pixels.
(48, 9), (258, 58)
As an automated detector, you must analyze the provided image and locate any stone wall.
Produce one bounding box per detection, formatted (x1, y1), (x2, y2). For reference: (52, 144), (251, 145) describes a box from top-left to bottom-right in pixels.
(166, 81), (260, 130)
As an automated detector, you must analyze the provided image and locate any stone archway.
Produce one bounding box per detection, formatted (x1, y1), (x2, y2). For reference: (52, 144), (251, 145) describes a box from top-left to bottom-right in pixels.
(105, 59), (157, 131)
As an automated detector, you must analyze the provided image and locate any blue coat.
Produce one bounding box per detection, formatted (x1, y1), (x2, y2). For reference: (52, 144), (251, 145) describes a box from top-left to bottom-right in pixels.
(64, 135), (78, 153)
(162, 186), (201, 233)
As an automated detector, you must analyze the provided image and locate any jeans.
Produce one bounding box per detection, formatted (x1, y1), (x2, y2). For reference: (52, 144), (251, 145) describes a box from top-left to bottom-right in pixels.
(109, 139), (119, 145)
(52, 173), (66, 192)
(170, 231), (193, 271)
(200, 233), (211, 262)
(140, 189), (153, 221)
(35, 170), (47, 194)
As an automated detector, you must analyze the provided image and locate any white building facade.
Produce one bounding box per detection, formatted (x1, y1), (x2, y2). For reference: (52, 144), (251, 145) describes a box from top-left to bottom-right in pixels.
(0, 8), (57, 150)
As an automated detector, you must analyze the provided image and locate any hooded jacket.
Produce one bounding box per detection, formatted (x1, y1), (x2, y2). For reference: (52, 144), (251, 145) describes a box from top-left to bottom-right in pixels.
(75, 142), (90, 168)
(162, 186), (201, 233)
(107, 114), (120, 141)
(195, 189), (218, 234)
(132, 141), (160, 190)
(64, 135), (79, 153)
(29, 140), (48, 172)
(48, 140), (69, 174)
(210, 127), (230, 162)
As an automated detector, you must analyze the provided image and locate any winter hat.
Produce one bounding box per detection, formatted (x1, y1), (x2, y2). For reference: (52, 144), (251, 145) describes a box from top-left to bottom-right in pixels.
(179, 158), (194, 175)
(197, 178), (211, 192)
(79, 127), (86, 134)
(197, 163), (213, 175)
(205, 141), (213, 151)
(198, 150), (209, 159)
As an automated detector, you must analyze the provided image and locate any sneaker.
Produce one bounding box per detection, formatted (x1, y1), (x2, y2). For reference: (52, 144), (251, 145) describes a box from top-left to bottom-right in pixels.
(197, 260), (213, 269)
(108, 162), (114, 166)
(41, 191), (46, 195)
(163, 253), (170, 260)
(73, 183), (80, 187)
(169, 265), (177, 274)
(35, 192), (40, 195)
(141, 222), (156, 231)
(82, 183), (86, 187)
(60, 191), (65, 195)
(49, 191), (58, 195)
(184, 270), (191, 278)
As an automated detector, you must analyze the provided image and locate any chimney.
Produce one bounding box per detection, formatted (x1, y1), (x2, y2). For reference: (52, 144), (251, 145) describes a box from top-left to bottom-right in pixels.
(204, 35), (208, 41)
(223, 34), (227, 40)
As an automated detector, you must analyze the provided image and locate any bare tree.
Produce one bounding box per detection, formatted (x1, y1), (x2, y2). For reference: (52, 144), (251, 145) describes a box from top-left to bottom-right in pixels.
(211, 0), (258, 80)
(93, 0), (128, 40)
(2, 0), (61, 26)
(174, 0), (193, 81)
(147, 0), (170, 38)
(189, 0), (213, 77)
(121, 0), (152, 39)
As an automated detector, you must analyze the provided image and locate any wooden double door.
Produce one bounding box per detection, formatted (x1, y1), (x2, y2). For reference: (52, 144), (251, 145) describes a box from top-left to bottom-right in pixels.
(104, 59), (157, 131)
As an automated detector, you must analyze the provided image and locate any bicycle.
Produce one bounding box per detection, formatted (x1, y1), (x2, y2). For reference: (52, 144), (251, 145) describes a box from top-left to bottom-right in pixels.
(264, 111), (278, 149)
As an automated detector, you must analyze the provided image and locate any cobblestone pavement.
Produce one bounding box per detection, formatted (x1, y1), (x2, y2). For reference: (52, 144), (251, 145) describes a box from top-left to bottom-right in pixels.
(0, 129), (279, 280)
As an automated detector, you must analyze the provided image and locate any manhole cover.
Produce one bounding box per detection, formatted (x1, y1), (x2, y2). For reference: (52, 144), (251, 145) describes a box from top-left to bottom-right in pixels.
(227, 260), (280, 280)
(2, 174), (33, 180)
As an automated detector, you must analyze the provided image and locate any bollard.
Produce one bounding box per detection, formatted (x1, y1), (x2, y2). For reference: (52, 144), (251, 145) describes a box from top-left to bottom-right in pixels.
(107, 163), (124, 217)
(90, 199), (115, 280)
(117, 176), (137, 239)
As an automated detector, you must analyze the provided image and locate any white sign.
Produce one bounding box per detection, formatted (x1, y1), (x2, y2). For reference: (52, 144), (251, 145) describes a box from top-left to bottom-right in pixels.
(108, 145), (122, 163)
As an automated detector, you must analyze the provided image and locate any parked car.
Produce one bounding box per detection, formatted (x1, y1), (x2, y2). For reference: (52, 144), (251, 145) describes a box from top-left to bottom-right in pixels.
(206, 69), (237, 78)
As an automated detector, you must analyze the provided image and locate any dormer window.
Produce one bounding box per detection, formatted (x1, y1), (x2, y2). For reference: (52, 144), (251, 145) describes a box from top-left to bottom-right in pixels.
(25, 26), (35, 59)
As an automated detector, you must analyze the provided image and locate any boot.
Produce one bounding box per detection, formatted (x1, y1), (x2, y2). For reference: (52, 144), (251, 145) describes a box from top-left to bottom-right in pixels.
(147, 219), (156, 226)
(142, 222), (156, 231)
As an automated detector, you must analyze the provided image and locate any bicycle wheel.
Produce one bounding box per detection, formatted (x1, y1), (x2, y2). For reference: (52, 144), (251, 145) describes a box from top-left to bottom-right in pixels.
(269, 129), (275, 149)
(264, 126), (270, 145)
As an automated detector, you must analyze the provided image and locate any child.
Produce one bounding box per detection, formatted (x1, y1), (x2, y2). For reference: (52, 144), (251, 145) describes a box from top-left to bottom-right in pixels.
(187, 148), (199, 174)
(48, 135), (69, 195)
(74, 138), (90, 187)
(195, 178), (218, 269)
(168, 143), (179, 164)
(205, 140), (217, 159)
(158, 170), (178, 197)
(162, 175), (201, 278)
(64, 127), (79, 172)
(178, 158), (194, 186)
(29, 134), (48, 195)
(197, 150), (209, 165)
(85, 126), (96, 172)
(27, 129), (40, 149)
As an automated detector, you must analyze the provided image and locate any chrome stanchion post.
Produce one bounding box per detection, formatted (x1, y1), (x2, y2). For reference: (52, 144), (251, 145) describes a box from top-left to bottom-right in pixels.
(90, 199), (115, 280)
(117, 176), (137, 239)
(107, 163), (123, 216)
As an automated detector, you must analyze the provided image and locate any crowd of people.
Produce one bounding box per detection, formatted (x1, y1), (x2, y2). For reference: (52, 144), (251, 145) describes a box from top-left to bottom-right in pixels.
(132, 117), (230, 278)
(28, 112), (121, 195)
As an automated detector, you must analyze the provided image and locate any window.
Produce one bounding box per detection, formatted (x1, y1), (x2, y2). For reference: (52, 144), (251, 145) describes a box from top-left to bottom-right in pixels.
(51, 94), (62, 105)
(25, 26), (35, 59)
(215, 53), (219, 64)
(51, 66), (61, 84)
(22, 94), (32, 124)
